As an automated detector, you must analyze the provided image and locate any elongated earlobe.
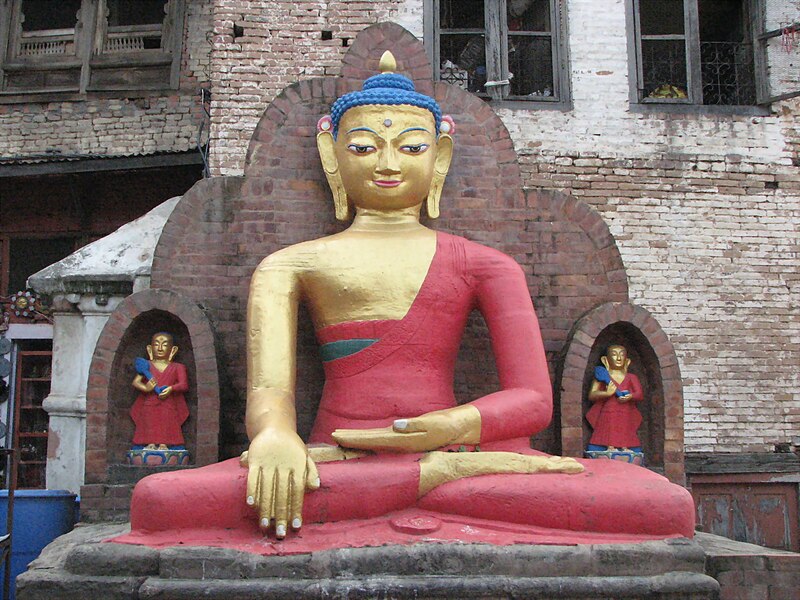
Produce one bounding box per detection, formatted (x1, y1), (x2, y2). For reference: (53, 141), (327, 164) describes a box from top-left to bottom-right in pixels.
(169, 345), (179, 363)
(316, 129), (351, 221)
(427, 133), (453, 219)
(146, 345), (154, 361)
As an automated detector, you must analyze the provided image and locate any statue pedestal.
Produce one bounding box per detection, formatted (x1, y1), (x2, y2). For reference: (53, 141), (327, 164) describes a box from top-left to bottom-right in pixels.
(126, 447), (191, 467)
(585, 448), (645, 465)
(16, 523), (723, 599)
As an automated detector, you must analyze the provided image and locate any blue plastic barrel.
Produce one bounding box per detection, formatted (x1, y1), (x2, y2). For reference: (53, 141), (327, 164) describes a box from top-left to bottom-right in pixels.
(0, 489), (77, 600)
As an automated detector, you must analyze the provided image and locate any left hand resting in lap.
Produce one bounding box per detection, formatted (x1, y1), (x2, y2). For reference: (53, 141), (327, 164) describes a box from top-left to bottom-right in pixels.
(332, 405), (480, 453)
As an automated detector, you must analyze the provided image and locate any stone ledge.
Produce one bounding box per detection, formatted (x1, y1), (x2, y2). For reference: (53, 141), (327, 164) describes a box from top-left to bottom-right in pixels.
(17, 524), (720, 600)
(137, 572), (719, 599)
(58, 532), (707, 580)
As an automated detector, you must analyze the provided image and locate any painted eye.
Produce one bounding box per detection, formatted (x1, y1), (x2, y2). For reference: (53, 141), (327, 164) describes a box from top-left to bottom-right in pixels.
(347, 144), (375, 154)
(400, 144), (429, 154)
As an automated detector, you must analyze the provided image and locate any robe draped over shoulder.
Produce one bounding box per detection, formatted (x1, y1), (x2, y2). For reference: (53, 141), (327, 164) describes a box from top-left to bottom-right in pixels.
(310, 232), (552, 445)
(130, 361), (190, 446)
(586, 372), (644, 448)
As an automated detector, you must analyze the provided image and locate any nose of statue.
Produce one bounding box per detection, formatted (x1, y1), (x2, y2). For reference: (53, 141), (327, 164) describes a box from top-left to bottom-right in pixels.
(376, 146), (401, 175)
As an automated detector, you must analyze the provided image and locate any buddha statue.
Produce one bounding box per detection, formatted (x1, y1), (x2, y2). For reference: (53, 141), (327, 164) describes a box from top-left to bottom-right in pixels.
(120, 53), (694, 549)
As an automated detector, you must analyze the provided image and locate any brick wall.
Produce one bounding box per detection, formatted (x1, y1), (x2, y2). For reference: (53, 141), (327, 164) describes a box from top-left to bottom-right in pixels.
(0, 0), (213, 160)
(208, 0), (406, 175)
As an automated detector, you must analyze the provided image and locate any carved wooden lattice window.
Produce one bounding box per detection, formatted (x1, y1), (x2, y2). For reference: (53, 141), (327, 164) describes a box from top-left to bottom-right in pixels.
(14, 0), (81, 58)
(427, 0), (570, 103)
(99, 0), (167, 53)
(630, 0), (799, 105)
(0, 0), (185, 96)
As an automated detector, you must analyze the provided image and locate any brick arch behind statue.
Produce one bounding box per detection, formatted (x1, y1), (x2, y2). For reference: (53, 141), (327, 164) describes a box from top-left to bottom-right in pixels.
(152, 22), (629, 457)
(558, 302), (685, 485)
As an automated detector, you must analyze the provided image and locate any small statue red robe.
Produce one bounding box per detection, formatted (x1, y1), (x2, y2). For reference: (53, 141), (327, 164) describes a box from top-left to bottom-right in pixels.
(586, 372), (644, 448)
(130, 361), (190, 446)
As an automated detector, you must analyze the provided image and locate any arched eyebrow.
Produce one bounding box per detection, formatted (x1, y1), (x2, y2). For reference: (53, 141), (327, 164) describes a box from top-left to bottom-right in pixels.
(346, 126), (380, 135)
(398, 127), (431, 135)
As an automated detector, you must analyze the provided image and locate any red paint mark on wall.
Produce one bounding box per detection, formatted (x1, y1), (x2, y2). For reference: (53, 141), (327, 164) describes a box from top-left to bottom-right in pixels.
(47, 430), (60, 460)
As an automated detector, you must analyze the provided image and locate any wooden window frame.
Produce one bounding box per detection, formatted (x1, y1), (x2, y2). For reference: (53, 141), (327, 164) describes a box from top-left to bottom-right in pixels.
(0, 0), (185, 98)
(627, 0), (800, 107)
(425, 0), (571, 107)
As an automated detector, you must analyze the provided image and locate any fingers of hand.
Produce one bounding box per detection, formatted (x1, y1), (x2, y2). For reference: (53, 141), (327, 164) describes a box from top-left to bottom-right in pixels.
(246, 465), (263, 515)
(305, 456), (320, 490)
(249, 463), (310, 538)
(272, 469), (291, 539)
(393, 417), (427, 433)
(288, 470), (305, 532)
(333, 428), (427, 451)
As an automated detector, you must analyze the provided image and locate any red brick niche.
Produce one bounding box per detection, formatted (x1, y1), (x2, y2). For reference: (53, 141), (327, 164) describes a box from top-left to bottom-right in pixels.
(81, 288), (219, 521)
(558, 302), (685, 485)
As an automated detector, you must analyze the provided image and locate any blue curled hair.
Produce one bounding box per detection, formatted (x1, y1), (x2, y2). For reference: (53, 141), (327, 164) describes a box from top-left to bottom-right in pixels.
(330, 72), (442, 138)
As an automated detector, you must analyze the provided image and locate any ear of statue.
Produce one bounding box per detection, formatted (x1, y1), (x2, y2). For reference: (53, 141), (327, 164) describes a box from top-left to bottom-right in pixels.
(600, 356), (609, 370)
(316, 131), (350, 221)
(427, 134), (454, 219)
(169, 345), (179, 363)
(624, 358), (631, 372)
(146, 345), (154, 361)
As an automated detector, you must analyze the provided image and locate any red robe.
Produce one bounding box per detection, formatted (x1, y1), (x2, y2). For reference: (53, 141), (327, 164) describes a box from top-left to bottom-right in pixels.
(586, 372), (644, 448)
(130, 361), (190, 446)
(120, 233), (695, 552)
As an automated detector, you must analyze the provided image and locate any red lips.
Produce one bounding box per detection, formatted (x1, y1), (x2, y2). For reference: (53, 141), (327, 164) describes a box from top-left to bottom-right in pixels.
(374, 180), (402, 188)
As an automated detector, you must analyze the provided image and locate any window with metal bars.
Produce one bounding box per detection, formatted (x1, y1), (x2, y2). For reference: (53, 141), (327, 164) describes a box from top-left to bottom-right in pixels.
(630, 0), (799, 106)
(426, 0), (570, 104)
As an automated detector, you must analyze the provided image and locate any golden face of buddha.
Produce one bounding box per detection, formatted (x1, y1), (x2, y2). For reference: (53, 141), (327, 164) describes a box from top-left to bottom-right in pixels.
(334, 105), (439, 212)
(317, 103), (453, 220)
(606, 345), (628, 370)
(150, 333), (175, 362)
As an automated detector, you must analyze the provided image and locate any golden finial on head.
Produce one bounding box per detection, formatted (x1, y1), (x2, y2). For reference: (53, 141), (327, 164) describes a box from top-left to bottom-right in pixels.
(379, 50), (397, 74)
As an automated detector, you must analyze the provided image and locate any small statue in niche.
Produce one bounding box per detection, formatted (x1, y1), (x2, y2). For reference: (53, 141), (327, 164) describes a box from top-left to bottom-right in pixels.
(126, 332), (190, 466)
(585, 344), (645, 465)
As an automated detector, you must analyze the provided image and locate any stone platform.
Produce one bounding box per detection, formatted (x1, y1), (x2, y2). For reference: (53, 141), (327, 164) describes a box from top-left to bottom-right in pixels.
(16, 523), (723, 600)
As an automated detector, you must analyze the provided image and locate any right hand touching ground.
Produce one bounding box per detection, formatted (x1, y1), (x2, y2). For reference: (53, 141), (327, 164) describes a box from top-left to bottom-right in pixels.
(242, 428), (320, 538)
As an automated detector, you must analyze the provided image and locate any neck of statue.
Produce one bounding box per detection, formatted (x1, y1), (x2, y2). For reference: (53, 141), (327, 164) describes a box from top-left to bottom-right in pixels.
(349, 205), (427, 233)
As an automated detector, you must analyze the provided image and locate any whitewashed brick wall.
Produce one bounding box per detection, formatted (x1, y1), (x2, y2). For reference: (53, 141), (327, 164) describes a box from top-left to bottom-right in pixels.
(506, 0), (800, 453)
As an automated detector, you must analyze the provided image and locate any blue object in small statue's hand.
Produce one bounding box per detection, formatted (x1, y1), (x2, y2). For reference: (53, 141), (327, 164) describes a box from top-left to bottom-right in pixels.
(594, 366), (629, 398)
(134, 357), (167, 395)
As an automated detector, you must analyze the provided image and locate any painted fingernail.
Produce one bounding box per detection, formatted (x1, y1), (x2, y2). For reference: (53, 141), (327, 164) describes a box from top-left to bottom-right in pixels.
(276, 524), (287, 537)
(292, 518), (302, 529)
(314, 477), (321, 487)
(247, 496), (255, 505)
(260, 517), (269, 528)
(394, 419), (408, 430)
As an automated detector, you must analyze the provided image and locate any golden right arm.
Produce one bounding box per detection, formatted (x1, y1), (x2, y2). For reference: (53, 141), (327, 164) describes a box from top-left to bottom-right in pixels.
(245, 254), (319, 538)
(246, 254), (300, 436)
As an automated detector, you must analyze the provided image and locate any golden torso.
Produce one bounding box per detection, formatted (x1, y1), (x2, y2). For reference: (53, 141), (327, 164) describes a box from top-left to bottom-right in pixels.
(269, 211), (437, 328)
